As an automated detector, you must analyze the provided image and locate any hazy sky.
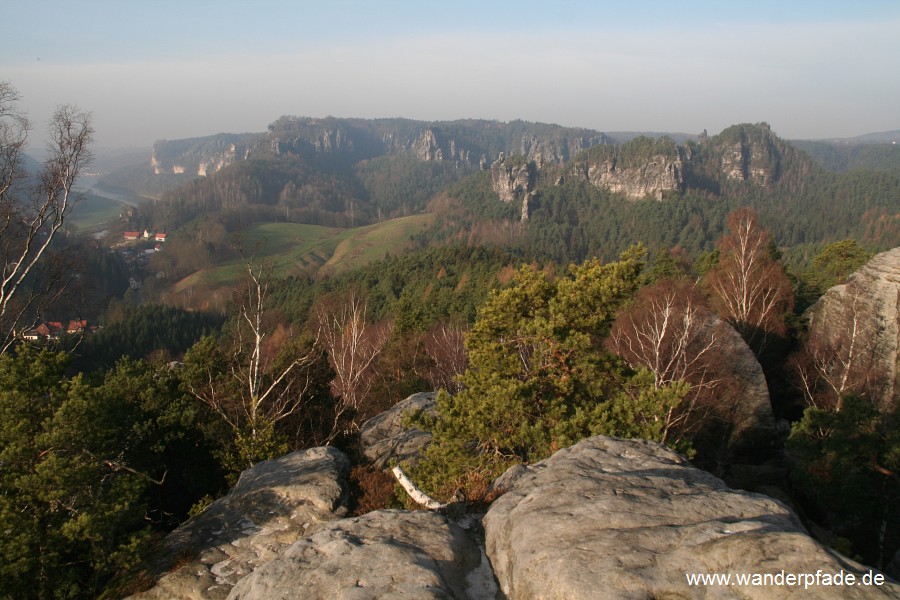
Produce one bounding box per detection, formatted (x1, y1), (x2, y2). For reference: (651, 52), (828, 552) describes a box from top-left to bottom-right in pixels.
(3, 0), (899, 148)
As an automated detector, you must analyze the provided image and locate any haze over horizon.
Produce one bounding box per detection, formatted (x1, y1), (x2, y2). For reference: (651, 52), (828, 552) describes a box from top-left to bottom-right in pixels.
(3, 0), (899, 149)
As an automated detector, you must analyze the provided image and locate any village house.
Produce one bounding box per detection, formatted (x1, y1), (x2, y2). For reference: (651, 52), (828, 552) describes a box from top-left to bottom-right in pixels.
(21, 319), (93, 342)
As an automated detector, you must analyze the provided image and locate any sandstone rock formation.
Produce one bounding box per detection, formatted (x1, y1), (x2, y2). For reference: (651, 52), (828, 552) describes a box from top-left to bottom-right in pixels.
(128, 447), (350, 600)
(490, 153), (536, 221)
(484, 436), (899, 599)
(574, 153), (683, 200)
(570, 140), (685, 200)
(359, 391), (436, 469)
(518, 133), (609, 166)
(226, 510), (483, 600)
(804, 246), (900, 411)
(716, 123), (781, 187)
(151, 134), (258, 177)
(130, 435), (898, 599)
(706, 313), (777, 452)
(411, 128), (472, 164)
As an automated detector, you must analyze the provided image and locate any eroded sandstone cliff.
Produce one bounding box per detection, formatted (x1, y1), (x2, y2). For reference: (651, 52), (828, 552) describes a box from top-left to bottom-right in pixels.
(569, 136), (686, 200)
(489, 153), (536, 221)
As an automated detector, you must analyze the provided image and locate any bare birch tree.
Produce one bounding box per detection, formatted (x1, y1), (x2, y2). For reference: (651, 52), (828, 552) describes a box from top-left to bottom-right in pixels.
(315, 292), (391, 441)
(609, 280), (722, 444)
(184, 257), (322, 466)
(1, 82), (93, 353)
(794, 282), (885, 412)
(423, 321), (469, 393)
(705, 207), (793, 356)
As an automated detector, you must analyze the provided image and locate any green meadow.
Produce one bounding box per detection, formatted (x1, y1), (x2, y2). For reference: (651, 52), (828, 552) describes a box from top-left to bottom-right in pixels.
(173, 213), (434, 294)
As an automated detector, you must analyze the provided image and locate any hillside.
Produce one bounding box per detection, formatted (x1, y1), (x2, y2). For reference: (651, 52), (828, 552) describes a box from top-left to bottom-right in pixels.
(168, 215), (434, 305)
(790, 139), (900, 174)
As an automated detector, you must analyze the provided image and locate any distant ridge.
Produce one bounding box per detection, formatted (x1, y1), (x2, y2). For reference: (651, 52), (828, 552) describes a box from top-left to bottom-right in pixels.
(604, 131), (698, 144)
(799, 130), (900, 144)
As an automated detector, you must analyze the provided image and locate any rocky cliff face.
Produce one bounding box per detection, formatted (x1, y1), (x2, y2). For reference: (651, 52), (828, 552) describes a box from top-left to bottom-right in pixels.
(569, 137), (686, 200)
(715, 123), (782, 187)
(151, 134), (259, 177)
(148, 121), (796, 208)
(263, 116), (377, 161)
(572, 152), (685, 200)
(804, 246), (900, 411)
(490, 154), (536, 221)
(149, 118), (614, 179)
(518, 133), (609, 167)
(409, 128), (474, 164)
(129, 436), (899, 599)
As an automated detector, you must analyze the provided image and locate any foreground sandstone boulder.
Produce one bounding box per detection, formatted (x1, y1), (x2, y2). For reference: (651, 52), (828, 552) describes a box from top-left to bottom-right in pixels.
(130, 435), (898, 599)
(128, 447), (350, 600)
(484, 436), (899, 599)
(227, 510), (483, 600)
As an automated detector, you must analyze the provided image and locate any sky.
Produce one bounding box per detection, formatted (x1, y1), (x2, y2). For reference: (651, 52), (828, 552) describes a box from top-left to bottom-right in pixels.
(2, 0), (899, 149)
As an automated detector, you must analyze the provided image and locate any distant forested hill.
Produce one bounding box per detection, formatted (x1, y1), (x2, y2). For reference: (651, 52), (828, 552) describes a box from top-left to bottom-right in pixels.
(790, 139), (900, 174)
(419, 123), (900, 264)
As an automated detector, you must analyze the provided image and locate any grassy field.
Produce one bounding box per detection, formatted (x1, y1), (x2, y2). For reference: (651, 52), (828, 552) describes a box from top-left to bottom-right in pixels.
(319, 213), (435, 277)
(173, 213), (434, 295)
(69, 193), (126, 232)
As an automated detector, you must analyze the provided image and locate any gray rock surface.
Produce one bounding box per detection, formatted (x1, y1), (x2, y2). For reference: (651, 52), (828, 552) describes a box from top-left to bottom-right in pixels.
(490, 154), (536, 220)
(484, 436), (899, 599)
(717, 124), (781, 187)
(151, 133), (259, 176)
(573, 152), (684, 200)
(226, 510), (483, 600)
(805, 246), (900, 410)
(128, 447), (350, 600)
(128, 433), (897, 598)
(706, 313), (777, 451)
(359, 391), (436, 468)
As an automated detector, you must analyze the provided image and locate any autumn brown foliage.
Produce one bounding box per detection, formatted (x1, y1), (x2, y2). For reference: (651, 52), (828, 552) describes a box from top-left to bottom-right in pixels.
(609, 279), (726, 446)
(705, 207), (793, 357)
(792, 280), (890, 413)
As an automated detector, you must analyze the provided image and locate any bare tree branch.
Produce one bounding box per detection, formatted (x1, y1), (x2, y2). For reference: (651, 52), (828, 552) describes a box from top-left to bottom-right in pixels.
(185, 255), (322, 464)
(1, 82), (93, 353)
(316, 292), (391, 441)
(793, 281), (886, 412)
(609, 279), (725, 444)
(705, 208), (792, 356)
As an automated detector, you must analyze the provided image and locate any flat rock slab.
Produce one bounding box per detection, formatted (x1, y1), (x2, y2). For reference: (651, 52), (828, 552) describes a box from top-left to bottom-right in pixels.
(484, 436), (900, 599)
(128, 447), (350, 600)
(226, 510), (483, 600)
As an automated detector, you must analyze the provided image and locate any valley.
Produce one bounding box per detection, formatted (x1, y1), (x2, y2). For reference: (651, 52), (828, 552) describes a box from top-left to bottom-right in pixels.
(3, 108), (900, 599)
